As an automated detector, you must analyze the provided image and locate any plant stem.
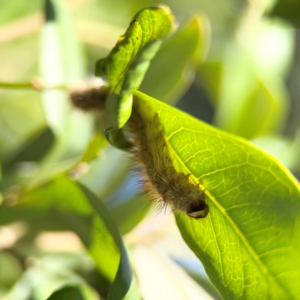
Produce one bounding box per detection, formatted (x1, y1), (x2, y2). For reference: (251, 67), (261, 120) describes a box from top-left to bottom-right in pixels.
(0, 80), (68, 91)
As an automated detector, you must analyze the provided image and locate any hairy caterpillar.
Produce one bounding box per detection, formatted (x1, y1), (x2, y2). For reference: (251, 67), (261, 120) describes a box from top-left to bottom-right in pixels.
(69, 79), (108, 112)
(127, 99), (209, 218)
(69, 83), (208, 218)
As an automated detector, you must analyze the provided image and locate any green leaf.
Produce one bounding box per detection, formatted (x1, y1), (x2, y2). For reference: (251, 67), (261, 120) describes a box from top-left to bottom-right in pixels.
(268, 0), (300, 27)
(2, 127), (55, 174)
(140, 13), (210, 104)
(0, 90), (45, 161)
(47, 285), (97, 300)
(80, 133), (108, 163)
(78, 184), (140, 300)
(95, 6), (176, 148)
(95, 6), (175, 90)
(197, 61), (223, 105)
(47, 286), (85, 300)
(19, 176), (119, 282)
(20, 175), (92, 215)
(133, 90), (300, 299)
(41, 0), (85, 87)
(39, 0), (92, 163)
(18, 176), (140, 299)
(10, 175), (94, 244)
(0, 205), (90, 236)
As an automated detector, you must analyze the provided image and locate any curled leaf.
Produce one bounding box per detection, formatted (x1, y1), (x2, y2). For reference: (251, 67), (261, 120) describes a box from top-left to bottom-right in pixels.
(95, 6), (176, 149)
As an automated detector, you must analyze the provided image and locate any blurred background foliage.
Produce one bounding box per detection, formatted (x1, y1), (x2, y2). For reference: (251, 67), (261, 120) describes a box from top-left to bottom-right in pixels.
(0, 0), (300, 299)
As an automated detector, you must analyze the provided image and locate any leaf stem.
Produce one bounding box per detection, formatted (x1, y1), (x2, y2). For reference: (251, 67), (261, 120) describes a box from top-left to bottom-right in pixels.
(0, 80), (68, 91)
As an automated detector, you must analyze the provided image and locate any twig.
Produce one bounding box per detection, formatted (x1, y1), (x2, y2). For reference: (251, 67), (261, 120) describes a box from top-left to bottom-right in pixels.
(0, 79), (68, 92)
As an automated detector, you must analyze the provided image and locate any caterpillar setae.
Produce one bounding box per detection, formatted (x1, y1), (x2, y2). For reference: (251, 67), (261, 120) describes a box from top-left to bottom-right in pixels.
(69, 83), (209, 218)
(69, 78), (109, 112)
(127, 99), (209, 219)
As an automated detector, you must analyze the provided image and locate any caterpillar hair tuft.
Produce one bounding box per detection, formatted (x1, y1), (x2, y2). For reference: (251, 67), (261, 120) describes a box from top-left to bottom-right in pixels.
(127, 99), (209, 219)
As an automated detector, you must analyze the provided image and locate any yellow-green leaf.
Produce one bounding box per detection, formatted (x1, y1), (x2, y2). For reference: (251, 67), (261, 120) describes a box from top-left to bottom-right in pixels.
(95, 6), (176, 90)
(95, 6), (176, 148)
(133, 90), (300, 299)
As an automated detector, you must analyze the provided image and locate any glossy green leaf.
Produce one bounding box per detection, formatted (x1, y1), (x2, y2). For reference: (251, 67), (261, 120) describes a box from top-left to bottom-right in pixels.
(95, 6), (176, 148)
(133, 90), (300, 299)
(140, 13), (210, 104)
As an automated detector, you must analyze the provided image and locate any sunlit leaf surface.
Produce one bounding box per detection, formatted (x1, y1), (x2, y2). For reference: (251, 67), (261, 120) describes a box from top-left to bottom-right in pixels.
(95, 6), (176, 148)
(134, 90), (300, 299)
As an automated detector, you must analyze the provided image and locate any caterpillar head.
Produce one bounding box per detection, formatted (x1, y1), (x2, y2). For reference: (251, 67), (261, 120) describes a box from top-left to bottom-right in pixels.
(186, 200), (209, 218)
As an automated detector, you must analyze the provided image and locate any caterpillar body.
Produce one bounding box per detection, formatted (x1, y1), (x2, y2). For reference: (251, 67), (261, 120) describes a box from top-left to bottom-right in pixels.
(69, 84), (209, 218)
(128, 99), (209, 218)
(70, 86), (108, 112)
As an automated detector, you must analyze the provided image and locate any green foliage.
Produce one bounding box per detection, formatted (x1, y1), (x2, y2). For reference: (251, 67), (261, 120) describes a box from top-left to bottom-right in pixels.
(1, 0), (300, 299)
(96, 6), (176, 149)
(134, 91), (300, 299)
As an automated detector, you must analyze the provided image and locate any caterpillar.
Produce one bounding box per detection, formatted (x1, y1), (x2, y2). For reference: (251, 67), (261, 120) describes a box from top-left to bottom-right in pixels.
(69, 78), (109, 112)
(69, 83), (209, 218)
(127, 99), (209, 218)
